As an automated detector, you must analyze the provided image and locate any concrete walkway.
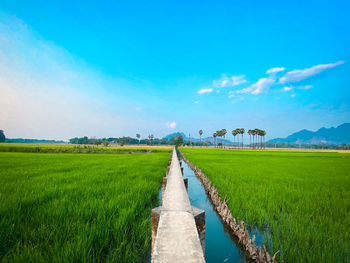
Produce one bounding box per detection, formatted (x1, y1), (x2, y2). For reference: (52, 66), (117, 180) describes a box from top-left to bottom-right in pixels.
(151, 148), (205, 263)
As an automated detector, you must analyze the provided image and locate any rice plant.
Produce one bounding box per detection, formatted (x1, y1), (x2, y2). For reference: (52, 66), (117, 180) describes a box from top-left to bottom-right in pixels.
(180, 148), (350, 262)
(0, 151), (169, 262)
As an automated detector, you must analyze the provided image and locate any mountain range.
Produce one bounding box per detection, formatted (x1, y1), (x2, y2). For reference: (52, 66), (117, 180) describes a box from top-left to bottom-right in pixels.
(268, 123), (350, 145)
(165, 123), (350, 145)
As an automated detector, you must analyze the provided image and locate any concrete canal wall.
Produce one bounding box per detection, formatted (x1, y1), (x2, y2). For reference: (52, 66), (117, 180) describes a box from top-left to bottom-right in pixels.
(151, 148), (205, 263)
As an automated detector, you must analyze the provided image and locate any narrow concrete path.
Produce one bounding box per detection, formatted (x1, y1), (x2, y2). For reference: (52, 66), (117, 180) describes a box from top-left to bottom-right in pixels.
(151, 148), (205, 263)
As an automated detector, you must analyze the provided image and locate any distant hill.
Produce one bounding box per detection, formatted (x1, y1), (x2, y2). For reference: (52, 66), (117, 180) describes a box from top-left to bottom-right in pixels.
(5, 138), (66, 144)
(269, 123), (350, 144)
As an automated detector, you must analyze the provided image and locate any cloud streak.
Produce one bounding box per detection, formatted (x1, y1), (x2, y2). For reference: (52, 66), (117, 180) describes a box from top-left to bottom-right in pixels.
(266, 67), (285, 74)
(213, 75), (246, 88)
(237, 77), (275, 95)
(279, 61), (345, 83)
(198, 88), (213, 94)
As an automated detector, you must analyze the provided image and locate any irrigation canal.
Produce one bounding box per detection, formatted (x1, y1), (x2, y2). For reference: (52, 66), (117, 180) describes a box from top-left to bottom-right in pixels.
(179, 156), (248, 263)
(145, 150), (266, 263)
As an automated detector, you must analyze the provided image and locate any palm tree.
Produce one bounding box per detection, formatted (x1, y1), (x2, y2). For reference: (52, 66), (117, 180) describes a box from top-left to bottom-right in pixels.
(256, 129), (262, 149)
(199, 130), (203, 148)
(221, 129), (227, 148)
(216, 130), (222, 148)
(262, 130), (266, 149)
(251, 129), (256, 149)
(233, 129), (239, 148)
(248, 130), (252, 148)
(213, 132), (217, 148)
(235, 130), (239, 148)
(254, 128), (260, 149)
(136, 133), (141, 145)
(240, 128), (245, 149)
(232, 130), (236, 148)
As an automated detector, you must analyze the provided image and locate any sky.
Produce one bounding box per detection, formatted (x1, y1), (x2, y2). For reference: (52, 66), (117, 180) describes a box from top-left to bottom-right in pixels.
(0, 0), (350, 141)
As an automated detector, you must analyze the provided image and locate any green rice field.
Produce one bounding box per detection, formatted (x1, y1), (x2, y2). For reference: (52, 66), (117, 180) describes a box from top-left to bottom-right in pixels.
(0, 146), (171, 262)
(0, 143), (172, 154)
(180, 147), (350, 262)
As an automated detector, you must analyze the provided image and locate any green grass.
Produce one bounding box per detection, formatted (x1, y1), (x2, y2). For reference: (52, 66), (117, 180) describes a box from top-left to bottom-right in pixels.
(0, 143), (172, 154)
(180, 147), (350, 262)
(0, 151), (170, 262)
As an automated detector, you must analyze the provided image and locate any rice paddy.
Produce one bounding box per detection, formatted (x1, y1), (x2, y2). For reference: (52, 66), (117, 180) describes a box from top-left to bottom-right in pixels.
(0, 147), (170, 262)
(180, 147), (350, 262)
(0, 143), (172, 154)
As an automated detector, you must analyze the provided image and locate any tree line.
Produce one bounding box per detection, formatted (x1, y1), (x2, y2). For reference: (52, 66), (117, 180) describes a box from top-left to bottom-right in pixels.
(68, 134), (183, 146)
(203, 128), (267, 149)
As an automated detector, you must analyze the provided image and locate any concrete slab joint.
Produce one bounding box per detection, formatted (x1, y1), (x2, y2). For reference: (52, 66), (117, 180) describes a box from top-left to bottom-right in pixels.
(151, 147), (206, 263)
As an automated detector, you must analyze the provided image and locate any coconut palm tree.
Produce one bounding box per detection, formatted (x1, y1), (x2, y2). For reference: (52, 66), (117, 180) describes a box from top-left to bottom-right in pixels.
(256, 129), (261, 149)
(254, 128), (260, 149)
(248, 130), (252, 148)
(252, 129), (256, 149)
(233, 129), (238, 148)
(232, 130), (236, 148)
(237, 128), (241, 148)
(240, 128), (245, 149)
(261, 130), (266, 149)
(136, 133), (141, 145)
(221, 129), (227, 148)
(213, 132), (217, 148)
(199, 130), (203, 148)
(216, 130), (222, 148)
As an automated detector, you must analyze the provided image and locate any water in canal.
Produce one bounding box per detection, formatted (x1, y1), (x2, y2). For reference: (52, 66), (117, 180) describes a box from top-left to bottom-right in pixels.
(145, 156), (264, 263)
(180, 159), (249, 263)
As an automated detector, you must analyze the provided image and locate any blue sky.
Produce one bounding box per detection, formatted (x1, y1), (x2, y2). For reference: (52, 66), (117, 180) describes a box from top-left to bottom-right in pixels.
(0, 0), (349, 140)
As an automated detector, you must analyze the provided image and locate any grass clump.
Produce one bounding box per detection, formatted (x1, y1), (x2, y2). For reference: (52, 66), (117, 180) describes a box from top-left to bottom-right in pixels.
(180, 147), (350, 262)
(0, 151), (169, 262)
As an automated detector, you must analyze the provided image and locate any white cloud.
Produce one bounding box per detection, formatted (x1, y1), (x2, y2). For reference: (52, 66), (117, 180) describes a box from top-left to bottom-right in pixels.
(300, 85), (313, 90)
(166, 121), (176, 129)
(290, 94), (296, 98)
(266, 67), (285, 74)
(194, 101), (199, 104)
(237, 77), (275, 95)
(198, 88), (213, 94)
(279, 61), (345, 83)
(228, 94), (235, 98)
(213, 75), (246, 88)
(283, 86), (292, 91)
